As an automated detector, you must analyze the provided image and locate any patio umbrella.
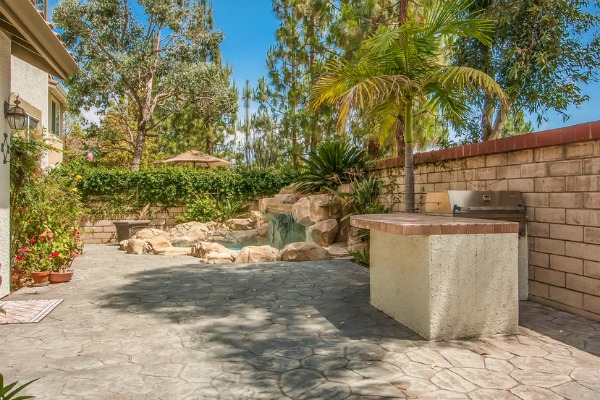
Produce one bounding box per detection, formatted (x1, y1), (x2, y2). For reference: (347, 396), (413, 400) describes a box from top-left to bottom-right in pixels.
(157, 150), (231, 168)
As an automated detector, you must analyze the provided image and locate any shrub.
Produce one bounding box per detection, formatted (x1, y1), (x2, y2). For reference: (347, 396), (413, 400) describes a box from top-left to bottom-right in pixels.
(176, 195), (245, 224)
(10, 135), (84, 288)
(65, 166), (298, 220)
(175, 194), (219, 223)
(296, 140), (368, 194)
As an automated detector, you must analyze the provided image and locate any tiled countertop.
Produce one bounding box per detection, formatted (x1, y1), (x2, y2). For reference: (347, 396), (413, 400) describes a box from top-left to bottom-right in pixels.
(350, 213), (519, 235)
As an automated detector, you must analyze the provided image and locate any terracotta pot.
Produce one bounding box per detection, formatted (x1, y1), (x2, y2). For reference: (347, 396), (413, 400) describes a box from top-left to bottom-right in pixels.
(31, 271), (50, 284)
(49, 271), (73, 283)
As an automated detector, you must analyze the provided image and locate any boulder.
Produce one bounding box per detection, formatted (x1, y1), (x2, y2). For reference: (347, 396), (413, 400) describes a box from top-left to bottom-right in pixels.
(292, 194), (342, 226)
(306, 219), (338, 246)
(205, 221), (220, 231)
(227, 218), (256, 231)
(256, 224), (269, 237)
(273, 193), (298, 204)
(310, 194), (342, 221)
(236, 245), (279, 263)
(278, 183), (302, 195)
(249, 211), (268, 224)
(292, 197), (312, 226)
(126, 239), (146, 255)
(326, 242), (353, 260)
(228, 229), (269, 247)
(259, 198), (276, 214)
(269, 213), (306, 249)
(161, 247), (193, 256)
(127, 228), (172, 254)
(337, 182), (356, 194)
(207, 231), (228, 243)
(191, 241), (237, 264)
(279, 242), (330, 262)
(143, 239), (173, 255)
(347, 227), (368, 253)
(167, 222), (211, 246)
(133, 228), (171, 242)
(335, 217), (351, 243)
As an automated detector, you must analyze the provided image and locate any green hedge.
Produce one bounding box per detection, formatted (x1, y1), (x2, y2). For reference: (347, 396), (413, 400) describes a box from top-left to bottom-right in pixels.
(67, 166), (298, 219)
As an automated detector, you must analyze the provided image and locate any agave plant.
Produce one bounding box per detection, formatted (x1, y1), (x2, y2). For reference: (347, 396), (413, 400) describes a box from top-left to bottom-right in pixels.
(0, 373), (37, 400)
(296, 140), (367, 194)
(350, 176), (387, 216)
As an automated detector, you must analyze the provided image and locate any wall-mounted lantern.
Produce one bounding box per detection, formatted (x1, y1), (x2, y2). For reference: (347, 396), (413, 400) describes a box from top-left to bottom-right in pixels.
(4, 93), (27, 131)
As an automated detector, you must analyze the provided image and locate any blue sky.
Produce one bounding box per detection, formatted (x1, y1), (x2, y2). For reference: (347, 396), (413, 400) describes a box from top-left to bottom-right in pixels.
(49, 0), (598, 131)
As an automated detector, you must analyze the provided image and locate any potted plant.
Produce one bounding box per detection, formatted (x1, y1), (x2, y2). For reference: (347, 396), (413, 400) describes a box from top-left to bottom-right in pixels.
(48, 227), (83, 284)
(15, 228), (83, 285)
(15, 233), (56, 284)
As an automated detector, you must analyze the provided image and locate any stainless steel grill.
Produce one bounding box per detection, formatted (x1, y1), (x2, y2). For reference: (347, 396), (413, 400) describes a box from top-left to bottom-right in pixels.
(425, 190), (527, 236)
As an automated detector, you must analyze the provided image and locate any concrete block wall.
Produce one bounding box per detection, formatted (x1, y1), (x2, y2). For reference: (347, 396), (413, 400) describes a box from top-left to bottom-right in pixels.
(81, 206), (186, 244)
(372, 121), (600, 321)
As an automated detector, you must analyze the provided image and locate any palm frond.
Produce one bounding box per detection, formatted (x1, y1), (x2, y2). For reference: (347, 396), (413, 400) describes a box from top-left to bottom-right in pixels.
(437, 66), (508, 105)
(422, 0), (493, 45)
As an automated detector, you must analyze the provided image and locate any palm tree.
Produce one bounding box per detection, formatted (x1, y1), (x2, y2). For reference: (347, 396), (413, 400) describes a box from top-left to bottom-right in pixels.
(310, 0), (509, 213)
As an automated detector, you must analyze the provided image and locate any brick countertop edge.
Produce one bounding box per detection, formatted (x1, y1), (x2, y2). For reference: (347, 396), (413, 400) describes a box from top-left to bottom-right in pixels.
(350, 214), (519, 236)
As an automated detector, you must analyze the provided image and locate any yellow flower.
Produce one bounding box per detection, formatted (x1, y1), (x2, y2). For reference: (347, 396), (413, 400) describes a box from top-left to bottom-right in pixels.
(71, 187), (78, 192)
(75, 175), (82, 180)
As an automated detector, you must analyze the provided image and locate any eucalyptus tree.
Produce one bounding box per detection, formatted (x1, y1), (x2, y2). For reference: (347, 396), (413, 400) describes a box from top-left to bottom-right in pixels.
(261, 0), (340, 168)
(264, 1), (303, 169)
(54, 0), (237, 170)
(311, 0), (508, 213)
(251, 110), (287, 169)
(240, 80), (253, 167)
(452, 0), (600, 140)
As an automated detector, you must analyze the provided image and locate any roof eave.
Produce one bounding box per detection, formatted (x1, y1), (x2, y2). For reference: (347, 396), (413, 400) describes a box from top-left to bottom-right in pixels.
(0, 0), (79, 80)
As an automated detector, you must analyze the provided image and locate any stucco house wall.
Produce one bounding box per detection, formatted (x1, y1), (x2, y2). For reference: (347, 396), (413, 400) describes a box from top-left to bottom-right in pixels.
(0, 31), (12, 298)
(10, 56), (48, 128)
(0, 0), (79, 297)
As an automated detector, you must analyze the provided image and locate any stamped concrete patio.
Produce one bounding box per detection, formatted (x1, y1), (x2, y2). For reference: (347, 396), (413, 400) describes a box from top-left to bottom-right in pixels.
(1, 245), (599, 399)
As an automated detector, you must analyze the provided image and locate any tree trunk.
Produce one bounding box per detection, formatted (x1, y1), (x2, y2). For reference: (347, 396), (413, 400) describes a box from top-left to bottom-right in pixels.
(205, 131), (212, 155)
(395, 116), (405, 158)
(479, 37), (508, 141)
(131, 31), (159, 170)
(399, 0), (408, 24)
(291, 62), (299, 170)
(131, 124), (146, 171)
(367, 137), (380, 159)
(404, 101), (415, 213)
(291, 126), (298, 169)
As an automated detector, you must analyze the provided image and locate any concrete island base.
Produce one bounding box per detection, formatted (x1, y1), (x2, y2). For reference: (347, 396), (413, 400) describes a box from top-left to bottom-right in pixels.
(370, 230), (518, 340)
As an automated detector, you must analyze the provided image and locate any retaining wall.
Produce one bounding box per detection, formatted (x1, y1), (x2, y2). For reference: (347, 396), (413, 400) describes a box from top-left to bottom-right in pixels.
(372, 121), (600, 321)
(81, 206), (186, 244)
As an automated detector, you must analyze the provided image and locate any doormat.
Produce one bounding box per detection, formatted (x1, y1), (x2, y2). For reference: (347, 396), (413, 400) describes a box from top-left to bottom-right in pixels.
(0, 299), (63, 324)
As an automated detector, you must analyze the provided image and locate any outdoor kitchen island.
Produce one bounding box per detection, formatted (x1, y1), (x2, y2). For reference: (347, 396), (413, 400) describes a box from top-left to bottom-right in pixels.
(350, 213), (520, 340)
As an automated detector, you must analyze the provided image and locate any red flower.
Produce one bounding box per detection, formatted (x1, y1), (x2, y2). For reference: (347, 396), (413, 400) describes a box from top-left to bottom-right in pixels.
(71, 251), (79, 257)
(15, 256), (24, 261)
(52, 251), (59, 257)
(17, 248), (26, 254)
(47, 255), (53, 259)
(29, 238), (36, 244)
